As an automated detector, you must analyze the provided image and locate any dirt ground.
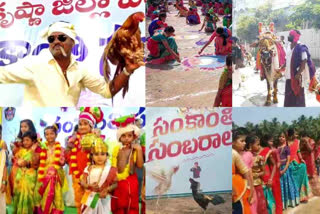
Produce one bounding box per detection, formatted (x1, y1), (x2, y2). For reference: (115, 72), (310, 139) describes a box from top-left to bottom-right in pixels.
(283, 196), (320, 214)
(146, 193), (231, 214)
(146, 1), (226, 107)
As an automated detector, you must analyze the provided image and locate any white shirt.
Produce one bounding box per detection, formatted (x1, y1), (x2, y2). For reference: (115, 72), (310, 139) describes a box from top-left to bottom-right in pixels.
(285, 42), (308, 80)
(0, 50), (111, 106)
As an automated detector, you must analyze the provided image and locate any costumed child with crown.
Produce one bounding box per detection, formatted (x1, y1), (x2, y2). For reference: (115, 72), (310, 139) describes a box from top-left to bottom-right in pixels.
(65, 107), (104, 213)
(111, 115), (144, 214)
(80, 136), (117, 214)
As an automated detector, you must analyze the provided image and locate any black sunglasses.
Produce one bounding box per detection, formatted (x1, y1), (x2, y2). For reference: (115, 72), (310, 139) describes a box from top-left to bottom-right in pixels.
(47, 34), (68, 43)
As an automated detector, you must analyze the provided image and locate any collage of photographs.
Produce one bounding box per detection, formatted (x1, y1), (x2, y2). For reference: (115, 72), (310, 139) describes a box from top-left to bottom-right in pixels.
(0, 0), (319, 214)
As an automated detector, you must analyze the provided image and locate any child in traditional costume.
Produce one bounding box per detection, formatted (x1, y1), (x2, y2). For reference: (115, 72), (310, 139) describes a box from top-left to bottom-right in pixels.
(148, 13), (168, 37)
(9, 119), (37, 199)
(277, 132), (299, 209)
(12, 120), (37, 154)
(151, 10), (159, 20)
(0, 129), (8, 213)
(80, 136), (117, 214)
(232, 131), (254, 214)
(199, 13), (215, 33)
(245, 136), (269, 214)
(111, 115), (144, 214)
(65, 107), (104, 213)
(240, 136), (256, 214)
(261, 135), (282, 214)
(147, 4), (158, 18)
(34, 124), (67, 213)
(300, 134), (320, 196)
(316, 140), (320, 175)
(286, 129), (311, 202)
(214, 55), (232, 107)
(186, 7), (201, 24)
(200, 2), (208, 15)
(175, 2), (188, 17)
(223, 14), (232, 28)
(0, 125), (8, 151)
(13, 131), (40, 214)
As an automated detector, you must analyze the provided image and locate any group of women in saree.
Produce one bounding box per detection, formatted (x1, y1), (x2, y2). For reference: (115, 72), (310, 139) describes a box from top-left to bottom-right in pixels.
(232, 128), (320, 214)
(146, 1), (232, 65)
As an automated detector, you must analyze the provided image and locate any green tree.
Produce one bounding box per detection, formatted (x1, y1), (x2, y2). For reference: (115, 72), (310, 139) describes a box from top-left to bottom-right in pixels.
(268, 9), (291, 31)
(289, 0), (320, 29)
(236, 15), (259, 43)
(233, 113), (320, 143)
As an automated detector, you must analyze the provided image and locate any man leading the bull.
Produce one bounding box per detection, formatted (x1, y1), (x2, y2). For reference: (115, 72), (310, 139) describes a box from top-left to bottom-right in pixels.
(277, 29), (316, 107)
(0, 21), (139, 106)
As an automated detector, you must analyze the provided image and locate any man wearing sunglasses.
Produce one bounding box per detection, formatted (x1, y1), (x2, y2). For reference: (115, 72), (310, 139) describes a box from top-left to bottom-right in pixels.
(0, 21), (140, 106)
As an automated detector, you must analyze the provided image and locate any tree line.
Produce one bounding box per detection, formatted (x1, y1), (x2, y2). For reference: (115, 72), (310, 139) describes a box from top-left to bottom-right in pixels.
(236, 0), (320, 43)
(233, 114), (320, 142)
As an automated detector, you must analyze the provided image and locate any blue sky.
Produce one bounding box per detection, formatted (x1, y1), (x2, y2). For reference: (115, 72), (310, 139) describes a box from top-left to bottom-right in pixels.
(233, 107), (320, 126)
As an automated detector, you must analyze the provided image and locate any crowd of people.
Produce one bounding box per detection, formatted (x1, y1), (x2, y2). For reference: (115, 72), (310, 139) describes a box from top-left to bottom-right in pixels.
(146, 0), (232, 107)
(232, 128), (320, 214)
(0, 108), (145, 214)
(146, 0), (232, 64)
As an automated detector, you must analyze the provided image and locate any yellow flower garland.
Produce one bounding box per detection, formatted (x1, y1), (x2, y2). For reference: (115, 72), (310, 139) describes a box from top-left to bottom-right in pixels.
(112, 145), (137, 181)
(38, 142), (62, 182)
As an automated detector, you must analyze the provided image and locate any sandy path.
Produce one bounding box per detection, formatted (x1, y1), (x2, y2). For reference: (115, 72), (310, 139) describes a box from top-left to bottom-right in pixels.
(146, 193), (232, 214)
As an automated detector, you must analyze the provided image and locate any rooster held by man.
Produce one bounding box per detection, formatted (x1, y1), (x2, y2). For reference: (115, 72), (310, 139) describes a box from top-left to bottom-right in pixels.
(103, 12), (145, 98)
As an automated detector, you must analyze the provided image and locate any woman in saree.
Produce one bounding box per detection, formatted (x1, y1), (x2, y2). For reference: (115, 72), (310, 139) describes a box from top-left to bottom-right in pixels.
(176, 2), (188, 17)
(316, 140), (320, 175)
(232, 130), (254, 214)
(199, 13), (215, 33)
(214, 54), (232, 107)
(278, 132), (299, 209)
(259, 135), (278, 214)
(147, 3), (158, 18)
(147, 26), (180, 64)
(240, 137), (256, 214)
(198, 27), (232, 56)
(261, 135), (282, 214)
(148, 13), (168, 37)
(286, 129), (311, 202)
(245, 135), (269, 214)
(186, 8), (201, 24)
(300, 134), (320, 196)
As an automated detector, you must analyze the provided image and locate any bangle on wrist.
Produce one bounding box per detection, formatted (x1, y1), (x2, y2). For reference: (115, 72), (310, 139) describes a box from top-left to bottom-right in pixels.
(123, 68), (131, 76)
